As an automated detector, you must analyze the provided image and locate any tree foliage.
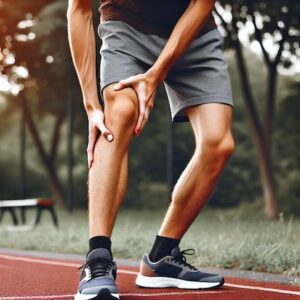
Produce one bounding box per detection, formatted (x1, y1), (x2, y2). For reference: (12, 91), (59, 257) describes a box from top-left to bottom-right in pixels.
(0, 1), (299, 215)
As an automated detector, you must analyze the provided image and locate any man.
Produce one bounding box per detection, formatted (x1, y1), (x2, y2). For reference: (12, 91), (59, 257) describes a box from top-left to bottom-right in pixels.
(67, 0), (235, 299)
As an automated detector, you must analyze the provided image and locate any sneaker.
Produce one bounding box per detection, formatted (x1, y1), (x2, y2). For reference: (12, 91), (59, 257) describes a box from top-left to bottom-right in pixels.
(136, 247), (224, 289)
(74, 248), (119, 300)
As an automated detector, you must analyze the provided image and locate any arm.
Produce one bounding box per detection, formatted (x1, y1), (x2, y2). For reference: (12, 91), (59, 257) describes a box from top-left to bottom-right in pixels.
(151, 0), (216, 81)
(114, 0), (216, 135)
(67, 0), (99, 113)
(67, 0), (113, 168)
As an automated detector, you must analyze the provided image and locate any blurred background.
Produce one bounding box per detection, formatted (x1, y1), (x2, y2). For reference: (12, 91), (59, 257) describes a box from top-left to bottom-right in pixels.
(0, 0), (299, 276)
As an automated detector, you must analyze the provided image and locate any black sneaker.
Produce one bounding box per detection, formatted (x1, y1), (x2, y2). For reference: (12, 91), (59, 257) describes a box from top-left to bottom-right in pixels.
(136, 247), (224, 289)
(74, 248), (119, 300)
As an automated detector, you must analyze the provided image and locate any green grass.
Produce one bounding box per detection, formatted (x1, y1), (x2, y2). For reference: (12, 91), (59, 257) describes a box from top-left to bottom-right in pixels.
(0, 204), (299, 278)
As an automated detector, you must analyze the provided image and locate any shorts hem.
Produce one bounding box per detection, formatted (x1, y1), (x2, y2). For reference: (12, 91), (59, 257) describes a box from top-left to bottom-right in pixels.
(100, 72), (135, 96)
(172, 96), (233, 123)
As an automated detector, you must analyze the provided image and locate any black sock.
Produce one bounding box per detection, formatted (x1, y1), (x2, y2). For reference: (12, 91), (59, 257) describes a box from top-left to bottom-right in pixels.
(89, 236), (112, 256)
(149, 235), (180, 262)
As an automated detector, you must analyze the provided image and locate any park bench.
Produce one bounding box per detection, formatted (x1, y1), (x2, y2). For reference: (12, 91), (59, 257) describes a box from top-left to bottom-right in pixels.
(0, 198), (58, 227)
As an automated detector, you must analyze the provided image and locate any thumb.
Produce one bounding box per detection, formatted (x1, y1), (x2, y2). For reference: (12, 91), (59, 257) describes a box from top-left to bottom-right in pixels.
(114, 76), (136, 91)
(98, 122), (114, 142)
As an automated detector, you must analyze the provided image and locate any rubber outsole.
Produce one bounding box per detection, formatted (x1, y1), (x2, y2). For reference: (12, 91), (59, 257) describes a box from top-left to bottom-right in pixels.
(74, 289), (119, 300)
(136, 273), (224, 290)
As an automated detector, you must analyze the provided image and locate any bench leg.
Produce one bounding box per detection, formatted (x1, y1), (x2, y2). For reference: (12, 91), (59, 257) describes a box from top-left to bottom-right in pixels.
(34, 207), (42, 226)
(34, 207), (58, 228)
(48, 207), (59, 228)
(10, 208), (19, 225)
(21, 207), (27, 224)
(0, 208), (19, 225)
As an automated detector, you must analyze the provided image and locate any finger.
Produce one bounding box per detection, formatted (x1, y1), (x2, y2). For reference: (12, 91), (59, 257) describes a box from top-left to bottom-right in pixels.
(135, 99), (147, 136)
(148, 102), (154, 110)
(98, 122), (114, 142)
(134, 83), (147, 135)
(137, 91), (154, 135)
(139, 113), (148, 133)
(87, 129), (99, 168)
(114, 76), (136, 91)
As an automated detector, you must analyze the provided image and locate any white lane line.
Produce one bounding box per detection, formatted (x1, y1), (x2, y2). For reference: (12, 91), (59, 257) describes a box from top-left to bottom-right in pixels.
(0, 254), (136, 275)
(120, 290), (233, 297)
(0, 254), (79, 268)
(0, 296), (73, 300)
(0, 291), (232, 300)
(1, 254), (300, 296)
(225, 283), (300, 296)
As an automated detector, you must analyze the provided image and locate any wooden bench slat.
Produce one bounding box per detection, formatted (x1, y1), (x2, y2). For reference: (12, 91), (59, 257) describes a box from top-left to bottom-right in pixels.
(0, 199), (39, 207)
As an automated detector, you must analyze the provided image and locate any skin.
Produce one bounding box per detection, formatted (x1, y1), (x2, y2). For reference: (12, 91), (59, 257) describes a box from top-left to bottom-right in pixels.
(67, 0), (234, 240)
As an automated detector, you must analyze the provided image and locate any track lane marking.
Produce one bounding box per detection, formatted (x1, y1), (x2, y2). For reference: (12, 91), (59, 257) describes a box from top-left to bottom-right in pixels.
(0, 296), (73, 300)
(0, 254), (299, 296)
(225, 283), (300, 296)
(0, 291), (235, 300)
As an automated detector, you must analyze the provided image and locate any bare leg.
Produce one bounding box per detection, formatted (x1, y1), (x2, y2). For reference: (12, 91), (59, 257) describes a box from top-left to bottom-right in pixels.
(89, 85), (138, 238)
(159, 103), (235, 239)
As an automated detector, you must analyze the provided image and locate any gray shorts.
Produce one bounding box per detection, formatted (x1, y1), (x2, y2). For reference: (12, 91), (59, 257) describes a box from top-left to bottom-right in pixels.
(98, 21), (233, 122)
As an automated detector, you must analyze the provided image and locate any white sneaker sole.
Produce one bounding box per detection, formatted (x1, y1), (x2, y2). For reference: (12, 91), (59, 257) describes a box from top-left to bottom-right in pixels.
(74, 291), (119, 300)
(135, 273), (223, 289)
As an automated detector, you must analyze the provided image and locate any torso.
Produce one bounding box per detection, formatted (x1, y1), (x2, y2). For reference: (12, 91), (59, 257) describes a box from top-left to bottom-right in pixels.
(99, 0), (216, 38)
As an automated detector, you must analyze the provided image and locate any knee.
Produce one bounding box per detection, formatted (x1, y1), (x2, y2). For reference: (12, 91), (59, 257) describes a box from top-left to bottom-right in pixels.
(198, 133), (235, 161)
(104, 90), (138, 130)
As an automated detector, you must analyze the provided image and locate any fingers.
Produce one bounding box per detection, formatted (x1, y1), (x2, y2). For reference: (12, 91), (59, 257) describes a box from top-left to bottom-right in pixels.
(98, 122), (114, 142)
(114, 76), (136, 91)
(91, 110), (114, 143)
(87, 110), (114, 168)
(87, 128), (99, 169)
(139, 110), (148, 133)
(113, 74), (156, 136)
(135, 95), (154, 135)
(87, 125), (113, 168)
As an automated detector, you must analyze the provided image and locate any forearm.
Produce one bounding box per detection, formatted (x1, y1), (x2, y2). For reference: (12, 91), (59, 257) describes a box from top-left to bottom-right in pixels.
(67, 0), (100, 113)
(151, 0), (216, 81)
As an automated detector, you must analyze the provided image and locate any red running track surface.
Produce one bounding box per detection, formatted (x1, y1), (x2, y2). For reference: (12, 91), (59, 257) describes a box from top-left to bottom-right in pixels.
(0, 253), (299, 300)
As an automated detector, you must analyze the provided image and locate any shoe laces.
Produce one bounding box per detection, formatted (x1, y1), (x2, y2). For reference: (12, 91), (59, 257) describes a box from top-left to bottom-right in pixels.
(171, 248), (197, 271)
(79, 258), (114, 278)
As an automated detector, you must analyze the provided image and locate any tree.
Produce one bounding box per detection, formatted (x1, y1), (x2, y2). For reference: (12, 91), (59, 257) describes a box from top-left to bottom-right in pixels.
(0, 0), (73, 203)
(215, 0), (300, 218)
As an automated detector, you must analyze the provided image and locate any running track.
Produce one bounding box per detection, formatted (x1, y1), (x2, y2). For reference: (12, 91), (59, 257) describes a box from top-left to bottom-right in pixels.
(0, 252), (299, 300)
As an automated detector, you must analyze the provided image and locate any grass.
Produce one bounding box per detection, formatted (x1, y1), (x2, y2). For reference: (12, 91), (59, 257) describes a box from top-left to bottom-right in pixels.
(0, 203), (299, 278)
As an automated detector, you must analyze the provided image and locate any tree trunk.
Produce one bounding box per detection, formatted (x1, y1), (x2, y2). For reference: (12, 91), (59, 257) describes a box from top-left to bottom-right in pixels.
(264, 65), (277, 154)
(260, 65), (279, 218)
(257, 146), (279, 219)
(49, 113), (64, 164)
(234, 42), (279, 218)
(66, 87), (75, 211)
(21, 93), (65, 204)
(19, 97), (27, 199)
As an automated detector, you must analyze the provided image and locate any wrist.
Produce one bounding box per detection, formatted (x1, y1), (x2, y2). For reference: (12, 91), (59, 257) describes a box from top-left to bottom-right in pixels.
(147, 65), (167, 84)
(84, 99), (102, 115)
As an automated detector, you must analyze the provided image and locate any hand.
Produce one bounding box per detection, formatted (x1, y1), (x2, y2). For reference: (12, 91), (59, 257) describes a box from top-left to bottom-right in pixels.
(87, 107), (113, 168)
(113, 69), (160, 136)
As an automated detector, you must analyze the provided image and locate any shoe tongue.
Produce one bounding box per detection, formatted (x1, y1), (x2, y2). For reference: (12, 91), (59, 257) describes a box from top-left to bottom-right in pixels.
(87, 248), (112, 261)
(171, 246), (181, 258)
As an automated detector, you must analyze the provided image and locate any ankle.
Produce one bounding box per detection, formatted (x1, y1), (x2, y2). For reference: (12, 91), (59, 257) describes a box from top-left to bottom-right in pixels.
(149, 235), (180, 262)
(89, 235), (112, 257)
